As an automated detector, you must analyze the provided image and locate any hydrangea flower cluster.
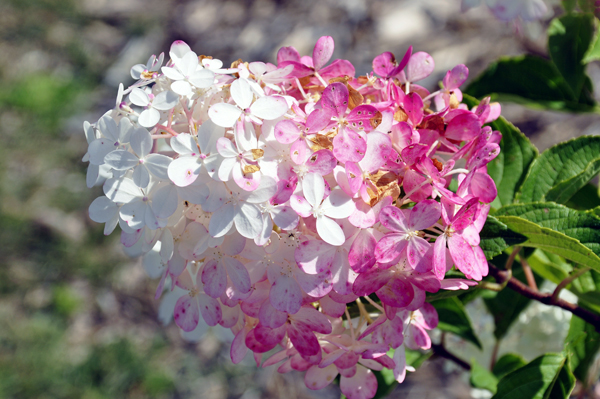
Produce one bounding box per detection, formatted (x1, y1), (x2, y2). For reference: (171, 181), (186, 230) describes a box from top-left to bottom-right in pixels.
(85, 37), (501, 399)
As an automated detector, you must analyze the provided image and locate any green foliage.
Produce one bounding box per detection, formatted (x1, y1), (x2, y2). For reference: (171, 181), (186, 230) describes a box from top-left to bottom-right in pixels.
(491, 353), (575, 399)
(548, 14), (595, 99)
(492, 353), (528, 380)
(470, 358), (499, 393)
(479, 215), (527, 259)
(565, 312), (600, 384)
(431, 297), (482, 349)
(518, 136), (600, 204)
(466, 14), (597, 112)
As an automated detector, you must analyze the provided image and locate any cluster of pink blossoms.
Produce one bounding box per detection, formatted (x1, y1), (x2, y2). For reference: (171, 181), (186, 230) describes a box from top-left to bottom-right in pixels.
(85, 37), (501, 399)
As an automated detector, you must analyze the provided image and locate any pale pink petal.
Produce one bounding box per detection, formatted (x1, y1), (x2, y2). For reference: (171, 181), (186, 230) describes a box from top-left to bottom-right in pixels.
(393, 345), (407, 383)
(405, 52), (434, 82)
(448, 234), (477, 279)
(232, 164), (261, 191)
(270, 275), (303, 314)
(419, 303), (439, 329)
(346, 162), (363, 194)
(443, 64), (469, 90)
(406, 236), (430, 269)
(320, 295), (346, 317)
(271, 206), (299, 230)
(295, 240), (335, 274)
(312, 36), (334, 71)
(168, 156), (202, 187)
(290, 195), (312, 217)
(379, 206), (409, 233)
(407, 323), (431, 350)
(408, 199), (441, 231)
(174, 294), (200, 332)
(233, 202), (263, 239)
(306, 363), (338, 390)
(290, 139), (311, 165)
(231, 328), (249, 364)
(201, 259), (227, 298)
(274, 120), (300, 144)
(197, 294), (222, 326)
(433, 234), (447, 280)
(295, 269), (333, 297)
(306, 149), (337, 175)
(292, 306), (332, 334)
(331, 249), (356, 295)
(223, 257), (251, 294)
(381, 316), (404, 348)
(340, 366), (378, 399)
(322, 83), (348, 117)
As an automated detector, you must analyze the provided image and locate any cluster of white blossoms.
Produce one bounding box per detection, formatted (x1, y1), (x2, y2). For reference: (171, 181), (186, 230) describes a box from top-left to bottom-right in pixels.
(85, 37), (501, 399)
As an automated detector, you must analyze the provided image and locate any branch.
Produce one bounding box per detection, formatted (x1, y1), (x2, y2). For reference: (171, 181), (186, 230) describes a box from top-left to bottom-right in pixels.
(431, 343), (471, 370)
(488, 263), (600, 332)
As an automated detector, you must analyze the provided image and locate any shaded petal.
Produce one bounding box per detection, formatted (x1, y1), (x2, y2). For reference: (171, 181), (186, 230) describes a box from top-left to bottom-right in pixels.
(223, 256), (251, 294)
(374, 234), (408, 264)
(197, 294), (222, 326)
(377, 277), (414, 308)
(305, 364), (338, 390)
(201, 259), (227, 298)
(234, 202), (263, 239)
(295, 239), (336, 274)
(231, 78), (254, 109)
(340, 366), (378, 399)
(270, 275), (302, 314)
(174, 294), (200, 332)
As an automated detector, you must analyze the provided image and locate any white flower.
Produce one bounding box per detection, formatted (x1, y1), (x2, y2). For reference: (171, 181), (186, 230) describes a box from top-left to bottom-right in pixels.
(290, 173), (355, 246)
(161, 51), (215, 96)
(131, 52), (164, 80)
(87, 116), (132, 165)
(129, 88), (179, 128)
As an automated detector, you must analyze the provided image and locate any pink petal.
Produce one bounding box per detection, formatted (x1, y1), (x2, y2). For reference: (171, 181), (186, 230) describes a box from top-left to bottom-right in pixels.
(406, 236), (430, 269)
(377, 278), (414, 308)
(287, 323), (320, 357)
(306, 109), (332, 133)
(470, 172), (497, 203)
(320, 349), (347, 368)
(305, 364), (338, 390)
(322, 82), (349, 118)
(352, 269), (393, 296)
(407, 323), (431, 350)
(306, 149), (337, 175)
(433, 234), (447, 280)
(381, 316), (404, 348)
(295, 239), (336, 274)
(292, 306), (333, 334)
(419, 302), (439, 329)
(223, 257), (251, 294)
(259, 299), (288, 328)
(348, 229), (377, 273)
(403, 169), (432, 202)
(403, 92), (424, 126)
(349, 200), (377, 229)
(290, 139), (311, 165)
(201, 259), (227, 298)
(335, 351), (360, 369)
(312, 36), (334, 71)
(340, 366), (378, 399)
(408, 199), (441, 231)
(274, 120), (300, 144)
(346, 162), (363, 194)
(445, 112), (481, 141)
(347, 105), (380, 133)
(443, 64), (469, 90)
(375, 234), (408, 264)
(333, 127), (367, 163)
(295, 269), (333, 297)
(197, 293), (222, 326)
(270, 275), (303, 314)
(277, 46), (301, 63)
(246, 324), (286, 353)
(379, 206), (409, 233)
(319, 59), (355, 79)
(448, 234), (478, 279)
(290, 194), (312, 218)
(231, 328), (249, 364)
(232, 163), (261, 192)
(320, 295), (346, 317)
(174, 294), (200, 332)
(405, 51), (434, 82)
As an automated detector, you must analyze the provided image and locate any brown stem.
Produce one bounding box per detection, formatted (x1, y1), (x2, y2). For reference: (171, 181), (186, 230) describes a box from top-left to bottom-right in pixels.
(490, 340), (500, 371)
(488, 263), (600, 332)
(520, 257), (538, 291)
(505, 246), (521, 271)
(552, 267), (591, 304)
(431, 343), (471, 370)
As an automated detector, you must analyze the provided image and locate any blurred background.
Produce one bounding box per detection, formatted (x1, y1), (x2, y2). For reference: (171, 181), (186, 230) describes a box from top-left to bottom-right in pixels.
(1, 0), (599, 398)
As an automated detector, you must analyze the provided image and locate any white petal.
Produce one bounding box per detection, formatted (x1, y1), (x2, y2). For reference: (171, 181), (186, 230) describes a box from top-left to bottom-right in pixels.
(177, 51), (199, 77)
(88, 138), (115, 165)
(129, 88), (150, 107)
(98, 116), (119, 141)
(86, 164), (100, 188)
(216, 137), (239, 158)
(144, 154), (171, 180)
(89, 196), (118, 223)
(151, 184), (179, 219)
(250, 96), (289, 120)
(171, 133), (198, 156)
(169, 40), (191, 63)
(104, 150), (138, 170)
(234, 203), (263, 239)
(242, 176), (278, 204)
(323, 189), (355, 219)
(234, 119), (258, 153)
(132, 164), (150, 188)
(120, 200), (147, 229)
(161, 66), (184, 81)
(130, 127), (152, 157)
(271, 206), (299, 230)
(130, 64), (145, 79)
(197, 119), (225, 154)
(171, 80), (192, 96)
(303, 173), (325, 207)
(208, 103), (242, 128)
(209, 203), (235, 237)
(218, 157), (237, 182)
(168, 156), (202, 187)
(83, 120), (96, 144)
(188, 69), (215, 89)
(231, 78), (254, 109)
(117, 117), (133, 143)
(104, 177), (142, 203)
(138, 108), (160, 128)
(152, 90), (179, 111)
(317, 216), (346, 246)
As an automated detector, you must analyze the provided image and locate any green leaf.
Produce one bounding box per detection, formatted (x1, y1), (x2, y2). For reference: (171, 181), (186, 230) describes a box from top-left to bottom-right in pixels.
(565, 183), (600, 210)
(565, 312), (600, 384)
(479, 215), (528, 259)
(583, 27), (600, 63)
(547, 359), (576, 399)
(471, 358), (499, 394)
(518, 136), (600, 204)
(406, 349), (432, 369)
(465, 56), (596, 111)
(462, 94), (539, 208)
(484, 260), (544, 339)
(562, 0), (577, 12)
(495, 202), (600, 259)
(493, 353), (528, 380)
(548, 14), (595, 99)
(491, 353), (572, 399)
(431, 297), (482, 349)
